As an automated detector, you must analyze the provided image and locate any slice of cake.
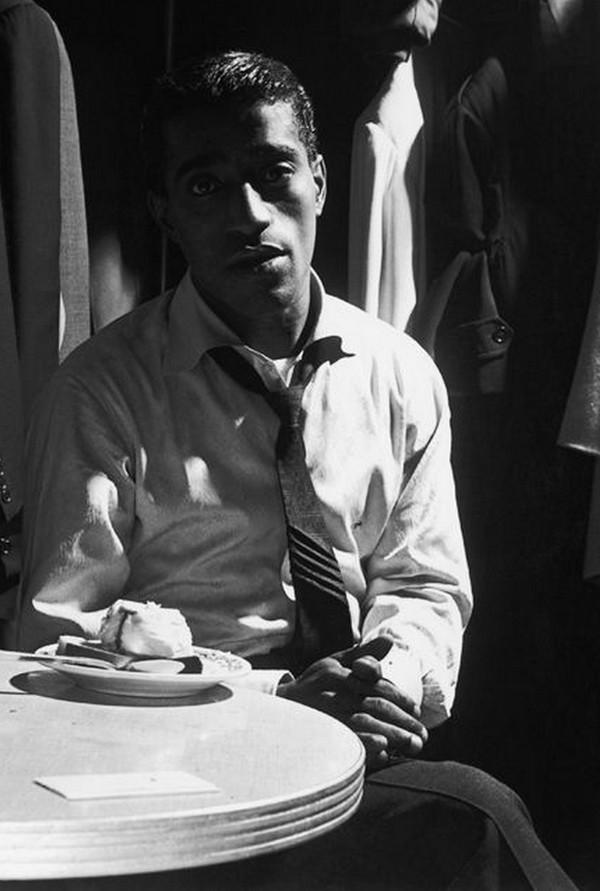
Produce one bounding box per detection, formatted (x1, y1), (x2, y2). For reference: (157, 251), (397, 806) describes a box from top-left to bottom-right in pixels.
(99, 599), (195, 658)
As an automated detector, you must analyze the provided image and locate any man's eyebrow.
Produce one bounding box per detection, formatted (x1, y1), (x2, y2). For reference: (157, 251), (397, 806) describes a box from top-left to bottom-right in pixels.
(252, 143), (301, 161)
(174, 143), (301, 181)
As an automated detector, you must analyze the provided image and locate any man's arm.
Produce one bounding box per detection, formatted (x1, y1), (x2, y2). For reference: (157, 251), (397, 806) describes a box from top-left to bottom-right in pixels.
(360, 351), (471, 728)
(17, 373), (135, 650)
(279, 342), (471, 766)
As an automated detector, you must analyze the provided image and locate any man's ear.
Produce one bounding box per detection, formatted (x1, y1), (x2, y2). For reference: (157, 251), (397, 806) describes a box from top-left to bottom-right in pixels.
(147, 191), (179, 243)
(312, 155), (327, 217)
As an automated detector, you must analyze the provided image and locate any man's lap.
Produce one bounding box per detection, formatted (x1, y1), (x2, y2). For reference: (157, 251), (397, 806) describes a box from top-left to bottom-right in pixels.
(184, 760), (575, 890)
(242, 760), (535, 891)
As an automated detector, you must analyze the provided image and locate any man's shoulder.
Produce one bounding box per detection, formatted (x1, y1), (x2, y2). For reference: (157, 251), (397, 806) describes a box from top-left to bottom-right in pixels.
(323, 292), (437, 368)
(58, 292), (173, 381)
(26, 293), (176, 438)
(322, 292), (448, 409)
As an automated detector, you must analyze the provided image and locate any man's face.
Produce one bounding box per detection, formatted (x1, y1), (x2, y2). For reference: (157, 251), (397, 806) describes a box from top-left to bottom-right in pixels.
(153, 100), (326, 332)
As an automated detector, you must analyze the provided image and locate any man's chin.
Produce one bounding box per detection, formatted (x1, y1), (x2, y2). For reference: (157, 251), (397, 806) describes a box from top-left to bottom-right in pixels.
(193, 264), (308, 324)
(227, 263), (300, 303)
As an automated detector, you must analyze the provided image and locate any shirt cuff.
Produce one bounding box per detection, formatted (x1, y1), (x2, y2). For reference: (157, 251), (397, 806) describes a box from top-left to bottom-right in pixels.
(377, 644), (424, 709)
(227, 669), (294, 696)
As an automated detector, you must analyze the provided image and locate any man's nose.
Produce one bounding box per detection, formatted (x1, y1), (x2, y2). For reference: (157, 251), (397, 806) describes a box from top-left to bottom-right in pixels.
(228, 183), (271, 237)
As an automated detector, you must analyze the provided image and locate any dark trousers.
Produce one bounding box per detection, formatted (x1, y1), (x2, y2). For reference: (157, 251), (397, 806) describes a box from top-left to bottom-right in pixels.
(222, 760), (578, 891)
(2, 760), (577, 890)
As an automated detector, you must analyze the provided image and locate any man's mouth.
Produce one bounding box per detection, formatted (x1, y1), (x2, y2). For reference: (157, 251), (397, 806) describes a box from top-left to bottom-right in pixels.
(226, 244), (286, 270)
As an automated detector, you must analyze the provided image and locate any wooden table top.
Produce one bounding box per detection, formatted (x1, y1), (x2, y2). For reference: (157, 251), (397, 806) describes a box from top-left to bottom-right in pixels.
(0, 658), (364, 881)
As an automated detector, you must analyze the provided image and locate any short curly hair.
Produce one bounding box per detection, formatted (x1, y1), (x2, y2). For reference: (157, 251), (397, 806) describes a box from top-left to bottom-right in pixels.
(141, 50), (319, 194)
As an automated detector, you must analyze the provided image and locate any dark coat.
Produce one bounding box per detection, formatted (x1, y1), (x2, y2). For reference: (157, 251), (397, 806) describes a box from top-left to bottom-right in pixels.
(0, 0), (61, 594)
(412, 56), (529, 395)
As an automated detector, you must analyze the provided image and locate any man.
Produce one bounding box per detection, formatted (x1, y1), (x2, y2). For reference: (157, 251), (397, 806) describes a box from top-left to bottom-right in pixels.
(16, 52), (576, 888)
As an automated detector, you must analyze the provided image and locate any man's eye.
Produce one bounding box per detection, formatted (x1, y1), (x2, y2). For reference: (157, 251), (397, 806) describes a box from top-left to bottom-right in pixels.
(261, 164), (293, 185)
(189, 178), (219, 197)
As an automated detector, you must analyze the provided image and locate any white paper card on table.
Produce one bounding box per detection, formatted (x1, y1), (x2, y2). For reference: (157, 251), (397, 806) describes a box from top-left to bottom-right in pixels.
(35, 771), (220, 800)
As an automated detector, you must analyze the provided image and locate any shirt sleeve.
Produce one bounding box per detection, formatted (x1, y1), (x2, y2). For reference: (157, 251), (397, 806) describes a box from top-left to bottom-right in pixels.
(17, 372), (135, 650)
(228, 669), (294, 696)
(361, 347), (472, 728)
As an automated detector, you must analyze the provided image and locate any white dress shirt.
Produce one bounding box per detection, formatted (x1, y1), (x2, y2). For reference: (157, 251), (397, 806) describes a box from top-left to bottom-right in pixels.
(18, 270), (471, 726)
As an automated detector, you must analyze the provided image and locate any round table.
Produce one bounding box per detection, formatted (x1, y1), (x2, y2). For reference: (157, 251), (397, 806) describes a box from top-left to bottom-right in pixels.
(0, 659), (364, 881)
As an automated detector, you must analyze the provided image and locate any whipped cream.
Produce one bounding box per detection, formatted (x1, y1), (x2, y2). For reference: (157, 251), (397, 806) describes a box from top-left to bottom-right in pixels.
(99, 599), (194, 658)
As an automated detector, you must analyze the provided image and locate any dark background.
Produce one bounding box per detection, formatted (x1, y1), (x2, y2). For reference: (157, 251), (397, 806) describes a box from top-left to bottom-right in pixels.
(37, 2), (600, 887)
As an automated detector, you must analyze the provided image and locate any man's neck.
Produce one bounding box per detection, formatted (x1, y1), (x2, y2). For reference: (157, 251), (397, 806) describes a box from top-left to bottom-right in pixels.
(192, 276), (318, 360)
(243, 319), (306, 359)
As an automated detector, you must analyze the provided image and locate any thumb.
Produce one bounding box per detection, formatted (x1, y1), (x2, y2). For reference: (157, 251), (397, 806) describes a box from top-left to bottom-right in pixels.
(335, 634), (395, 668)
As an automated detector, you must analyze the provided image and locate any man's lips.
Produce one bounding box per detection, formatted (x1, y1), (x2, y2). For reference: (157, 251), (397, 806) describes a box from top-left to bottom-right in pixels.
(226, 244), (286, 270)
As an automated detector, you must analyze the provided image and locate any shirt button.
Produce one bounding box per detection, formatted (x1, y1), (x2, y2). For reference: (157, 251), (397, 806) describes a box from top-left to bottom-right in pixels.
(0, 537), (10, 555)
(491, 324), (510, 344)
(1, 485), (12, 504)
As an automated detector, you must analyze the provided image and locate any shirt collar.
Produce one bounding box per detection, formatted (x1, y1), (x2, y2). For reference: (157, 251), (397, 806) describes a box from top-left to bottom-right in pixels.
(164, 268), (329, 374)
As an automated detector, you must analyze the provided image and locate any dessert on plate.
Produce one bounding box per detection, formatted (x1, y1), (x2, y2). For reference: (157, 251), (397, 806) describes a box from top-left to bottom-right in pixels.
(56, 600), (204, 673)
(99, 599), (194, 658)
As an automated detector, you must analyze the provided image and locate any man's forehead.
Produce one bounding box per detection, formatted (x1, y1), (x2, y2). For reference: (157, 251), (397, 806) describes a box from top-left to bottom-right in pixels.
(164, 99), (306, 164)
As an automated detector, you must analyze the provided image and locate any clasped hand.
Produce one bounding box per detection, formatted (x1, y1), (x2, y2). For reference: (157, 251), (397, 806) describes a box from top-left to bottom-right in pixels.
(277, 636), (428, 771)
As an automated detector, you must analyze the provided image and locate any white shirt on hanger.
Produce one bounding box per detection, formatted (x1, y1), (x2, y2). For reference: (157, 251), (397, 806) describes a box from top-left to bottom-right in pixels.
(348, 56), (426, 331)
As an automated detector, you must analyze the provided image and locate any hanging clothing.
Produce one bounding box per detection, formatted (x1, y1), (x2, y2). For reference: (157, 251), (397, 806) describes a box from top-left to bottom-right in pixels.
(0, 0), (89, 616)
(0, 194), (23, 608)
(53, 20), (90, 363)
(548, 0), (600, 582)
(340, 0), (443, 59)
(75, 41), (146, 331)
(411, 56), (529, 395)
(348, 56), (426, 330)
(0, 0), (60, 430)
(547, 0), (585, 35)
(559, 238), (600, 581)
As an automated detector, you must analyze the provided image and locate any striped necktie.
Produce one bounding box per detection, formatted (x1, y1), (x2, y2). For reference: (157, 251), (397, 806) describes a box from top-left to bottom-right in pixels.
(210, 341), (355, 673)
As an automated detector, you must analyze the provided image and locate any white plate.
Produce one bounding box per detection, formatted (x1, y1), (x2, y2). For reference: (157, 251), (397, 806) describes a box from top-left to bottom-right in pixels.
(35, 645), (251, 698)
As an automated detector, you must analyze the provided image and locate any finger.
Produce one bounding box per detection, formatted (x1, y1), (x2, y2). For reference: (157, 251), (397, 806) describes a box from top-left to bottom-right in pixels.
(280, 660), (355, 714)
(350, 655), (383, 684)
(344, 671), (421, 718)
(370, 678), (421, 718)
(349, 712), (426, 757)
(341, 671), (405, 709)
(360, 696), (428, 739)
(341, 668), (405, 706)
(356, 732), (388, 771)
(302, 688), (364, 723)
(298, 657), (350, 692)
(339, 672), (422, 723)
(336, 635), (395, 668)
